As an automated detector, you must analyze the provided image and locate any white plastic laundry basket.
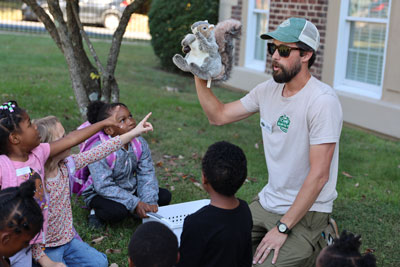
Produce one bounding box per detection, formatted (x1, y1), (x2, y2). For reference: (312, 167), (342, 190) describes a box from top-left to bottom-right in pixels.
(143, 199), (210, 245)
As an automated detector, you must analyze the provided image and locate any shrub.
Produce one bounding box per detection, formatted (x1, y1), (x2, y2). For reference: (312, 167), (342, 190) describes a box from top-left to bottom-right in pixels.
(148, 0), (219, 71)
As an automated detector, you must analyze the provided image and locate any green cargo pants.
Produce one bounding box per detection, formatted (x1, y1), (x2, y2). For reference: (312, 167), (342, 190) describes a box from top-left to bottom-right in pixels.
(250, 199), (329, 267)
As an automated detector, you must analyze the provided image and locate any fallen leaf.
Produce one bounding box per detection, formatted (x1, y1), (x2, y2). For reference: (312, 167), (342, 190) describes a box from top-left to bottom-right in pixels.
(177, 127), (182, 131)
(245, 179), (250, 183)
(163, 154), (171, 159)
(91, 236), (105, 244)
(189, 178), (203, 190)
(342, 171), (353, 178)
(361, 194), (366, 201)
(181, 175), (188, 180)
(172, 177), (180, 182)
(364, 173), (369, 176)
(378, 218), (383, 222)
(176, 172), (184, 176)
(151, 138), (158, 144)
(161, 177), (168, 181)
(168, 160), (178, 166)
(398, 165), (400, 169)
(178, 155), (184, 160)
(247, 177), (258, 182)
(354, 183), (359, 188)
(106, 248), (122, 254)
(164, 168), (170, 172)
(164, 86), (179, 93)
(233, 133), (240, 138)
(176, 106), (182, 111)
(170, 186), (175, 191)
(364, 248), (376, 254)
(386, 189), (391, 194)
(109, 263), (119, 267)
(197, 128), (205, 134)
(191, 153), (199, 159)
(254, 143), (259, 149)
(156, 161), (163, 167)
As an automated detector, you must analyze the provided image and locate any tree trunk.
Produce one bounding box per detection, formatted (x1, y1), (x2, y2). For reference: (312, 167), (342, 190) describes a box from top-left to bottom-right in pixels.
(102, 0), (147, 102)
(47, 0), (89, 115)
(66, 0), (101, 102)
(22, 0), (148, 116)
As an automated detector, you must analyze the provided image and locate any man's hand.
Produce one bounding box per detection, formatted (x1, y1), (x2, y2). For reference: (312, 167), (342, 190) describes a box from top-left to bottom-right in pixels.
(253, 227), (288, 265)
(135, 202), (158, 218)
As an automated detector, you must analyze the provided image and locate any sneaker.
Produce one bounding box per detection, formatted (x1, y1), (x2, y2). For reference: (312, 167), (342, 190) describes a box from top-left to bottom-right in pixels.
(322, 217), (339, 246)
(88, 214), (105, 229)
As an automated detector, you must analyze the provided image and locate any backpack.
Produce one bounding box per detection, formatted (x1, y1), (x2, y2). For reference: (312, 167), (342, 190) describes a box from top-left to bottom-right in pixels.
(72, 121), (142, 196)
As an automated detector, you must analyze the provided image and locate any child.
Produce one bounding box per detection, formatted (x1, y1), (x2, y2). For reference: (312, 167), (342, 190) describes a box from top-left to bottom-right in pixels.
(0, 180), (43, 267)
(177, 141), (253, 267)
(0, 100), (121, 266)
(31, 113), (153, 267)
(316, 230), (376, 267)
(128, 221), (179, 267)
(81, 101), (171, 227)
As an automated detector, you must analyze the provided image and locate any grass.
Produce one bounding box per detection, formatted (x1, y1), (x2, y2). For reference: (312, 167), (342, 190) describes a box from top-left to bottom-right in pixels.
(0, 33), (399, 266)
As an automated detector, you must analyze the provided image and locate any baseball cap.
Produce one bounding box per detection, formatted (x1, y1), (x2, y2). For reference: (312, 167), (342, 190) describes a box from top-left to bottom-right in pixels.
(260, 17), (320, 51)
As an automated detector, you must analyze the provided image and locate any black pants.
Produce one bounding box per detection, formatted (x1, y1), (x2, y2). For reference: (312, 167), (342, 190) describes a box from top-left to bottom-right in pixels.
(90, 188), (171, 223)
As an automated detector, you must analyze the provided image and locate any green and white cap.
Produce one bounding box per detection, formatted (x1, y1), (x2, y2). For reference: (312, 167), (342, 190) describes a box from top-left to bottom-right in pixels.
(260, 17), (320, 51)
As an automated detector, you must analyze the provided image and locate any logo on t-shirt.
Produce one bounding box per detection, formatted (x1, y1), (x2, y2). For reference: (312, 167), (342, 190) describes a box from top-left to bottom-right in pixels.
(277, 115), (290, 133)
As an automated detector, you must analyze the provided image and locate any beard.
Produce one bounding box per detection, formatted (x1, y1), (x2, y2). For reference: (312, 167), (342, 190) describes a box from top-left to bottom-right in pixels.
(272, 60), (301, 83)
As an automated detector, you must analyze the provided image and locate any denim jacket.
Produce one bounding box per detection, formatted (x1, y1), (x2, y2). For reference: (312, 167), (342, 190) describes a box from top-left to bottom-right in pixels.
(82, 136), (159, 212)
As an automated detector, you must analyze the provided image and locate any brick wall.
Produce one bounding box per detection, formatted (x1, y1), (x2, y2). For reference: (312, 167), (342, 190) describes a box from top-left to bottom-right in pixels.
(230, 0), (328, 79)
(231, 0), (243, 66)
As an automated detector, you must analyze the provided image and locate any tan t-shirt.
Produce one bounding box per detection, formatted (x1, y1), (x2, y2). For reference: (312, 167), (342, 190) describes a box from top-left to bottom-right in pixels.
(241, 76), (343, 214)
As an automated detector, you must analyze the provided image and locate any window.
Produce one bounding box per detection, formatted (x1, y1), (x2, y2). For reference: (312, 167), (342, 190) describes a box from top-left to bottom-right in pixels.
(334, 0), (391, 99)
(245, 0), (270, 71)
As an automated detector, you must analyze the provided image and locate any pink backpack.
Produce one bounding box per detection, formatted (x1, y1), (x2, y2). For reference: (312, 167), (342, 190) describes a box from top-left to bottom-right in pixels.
(72, 121), (142, 196)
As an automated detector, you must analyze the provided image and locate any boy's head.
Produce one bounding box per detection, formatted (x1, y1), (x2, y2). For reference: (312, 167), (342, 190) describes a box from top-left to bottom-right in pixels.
(316, 230), (376, 267)
(128, 222), (178, 267)
(87, 101), (136, 137)
(201, 141), (247, 196)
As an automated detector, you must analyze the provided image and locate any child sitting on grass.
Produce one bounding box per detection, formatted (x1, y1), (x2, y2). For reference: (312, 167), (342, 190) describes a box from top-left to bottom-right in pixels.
(128, 221), (179, 267)
(316, 230), (376, 267)
(81, 101), (171, 228)
(0, 100), (122, 267)
(31, 113), (153, 267)
(177, 141), (253, 267)
(0, 180), (43, 267)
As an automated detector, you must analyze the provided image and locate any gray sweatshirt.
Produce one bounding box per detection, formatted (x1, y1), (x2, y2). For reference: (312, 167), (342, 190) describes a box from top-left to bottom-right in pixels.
(83, 136), (159, 212)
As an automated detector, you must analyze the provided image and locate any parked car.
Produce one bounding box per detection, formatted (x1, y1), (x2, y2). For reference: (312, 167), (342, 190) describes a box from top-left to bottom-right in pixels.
(21, 0), (129, 30)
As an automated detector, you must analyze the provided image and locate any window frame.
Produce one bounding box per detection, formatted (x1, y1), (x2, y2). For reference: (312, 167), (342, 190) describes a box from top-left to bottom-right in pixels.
(244, 0), (270, 72)
(334, 0), (391, 99)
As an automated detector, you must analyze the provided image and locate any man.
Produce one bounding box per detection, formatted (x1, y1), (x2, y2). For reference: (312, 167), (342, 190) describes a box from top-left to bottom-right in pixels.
(193, 17), (343, 267)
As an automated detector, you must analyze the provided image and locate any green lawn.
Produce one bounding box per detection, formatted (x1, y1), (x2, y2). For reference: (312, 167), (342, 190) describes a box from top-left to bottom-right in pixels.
(0, 33), (399, 267)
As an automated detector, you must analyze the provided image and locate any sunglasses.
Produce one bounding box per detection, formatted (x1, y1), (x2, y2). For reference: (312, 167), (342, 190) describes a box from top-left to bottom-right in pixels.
(267, 43), (303, 58)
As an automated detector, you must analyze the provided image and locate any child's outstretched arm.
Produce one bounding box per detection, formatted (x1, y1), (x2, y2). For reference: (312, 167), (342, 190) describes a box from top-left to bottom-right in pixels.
(71, 112), (154, 171)
(120, 112), (153, 144)
(49, 106), (121, 158)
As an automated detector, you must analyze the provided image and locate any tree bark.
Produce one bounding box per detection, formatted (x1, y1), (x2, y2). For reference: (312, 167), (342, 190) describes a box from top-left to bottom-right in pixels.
(102, 0), (148, 102)
(47, 0), (89, 115)
(66, 0), (102, 102)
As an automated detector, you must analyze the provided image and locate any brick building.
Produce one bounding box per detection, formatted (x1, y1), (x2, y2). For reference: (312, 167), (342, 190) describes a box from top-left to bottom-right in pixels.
(219, 0), (399, 138)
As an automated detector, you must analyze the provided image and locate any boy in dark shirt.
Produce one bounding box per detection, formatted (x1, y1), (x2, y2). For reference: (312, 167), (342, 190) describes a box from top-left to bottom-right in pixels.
(177, 141), (253, 267)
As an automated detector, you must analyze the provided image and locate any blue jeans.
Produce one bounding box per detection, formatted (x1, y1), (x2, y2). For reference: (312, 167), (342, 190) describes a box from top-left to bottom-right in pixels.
(34, 238), (108, 267)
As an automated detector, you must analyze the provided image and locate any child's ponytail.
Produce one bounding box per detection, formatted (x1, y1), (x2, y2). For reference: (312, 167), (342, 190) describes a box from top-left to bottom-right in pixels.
(0, 180), (43, 234)
(0, 100), (25, 155)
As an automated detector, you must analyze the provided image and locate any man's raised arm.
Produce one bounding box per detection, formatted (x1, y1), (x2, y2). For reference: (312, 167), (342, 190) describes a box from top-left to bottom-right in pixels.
(194, 76), (254, 125)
